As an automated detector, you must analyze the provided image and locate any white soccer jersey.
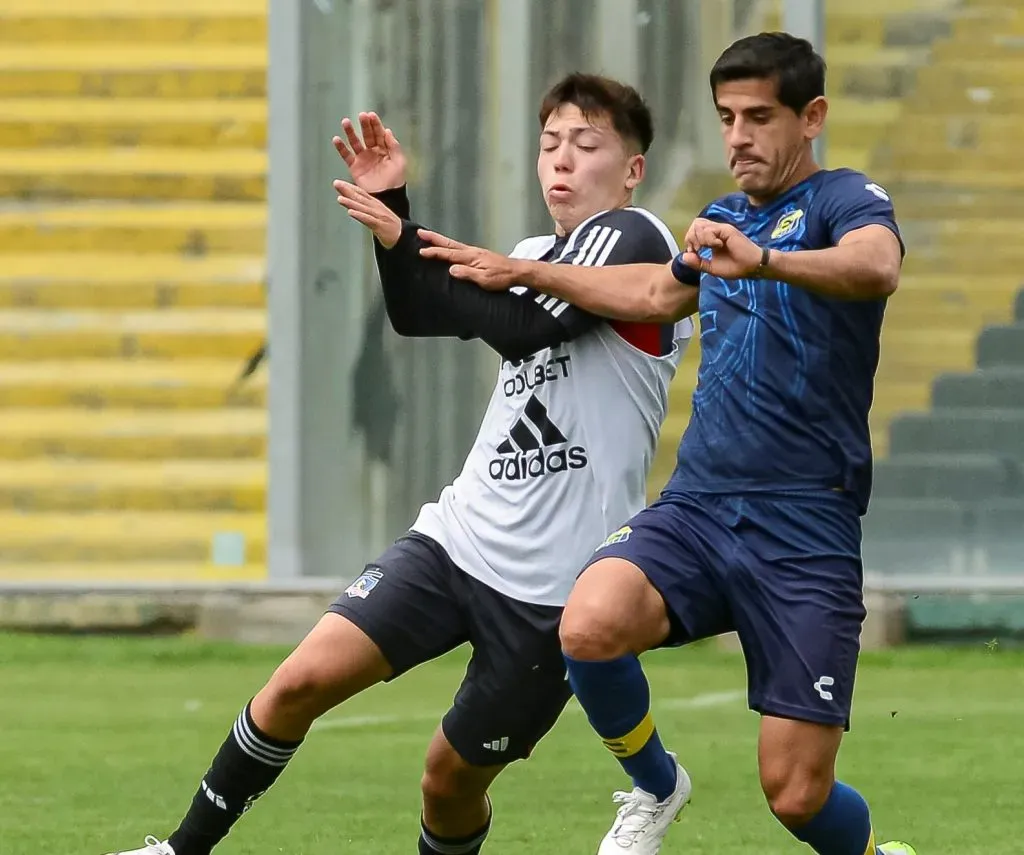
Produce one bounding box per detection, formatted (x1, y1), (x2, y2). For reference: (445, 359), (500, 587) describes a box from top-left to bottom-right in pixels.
(412, 206), (693, 607)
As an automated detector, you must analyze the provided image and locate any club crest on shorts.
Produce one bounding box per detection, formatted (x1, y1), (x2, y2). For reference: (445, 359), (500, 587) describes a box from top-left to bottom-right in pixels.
(597, 525), (632, 550)
(344, 567), (384, 599)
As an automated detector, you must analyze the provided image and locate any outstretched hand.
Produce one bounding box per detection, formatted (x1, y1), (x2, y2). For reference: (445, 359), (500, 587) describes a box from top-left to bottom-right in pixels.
(332, 111), (407, 194)
(334, 180), (402, 248)
(417, 229), (523, 290)
(679, 218), (764, 280)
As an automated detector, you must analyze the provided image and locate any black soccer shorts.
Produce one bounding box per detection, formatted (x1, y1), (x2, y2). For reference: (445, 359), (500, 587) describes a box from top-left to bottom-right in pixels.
(328, 532), (572, 766)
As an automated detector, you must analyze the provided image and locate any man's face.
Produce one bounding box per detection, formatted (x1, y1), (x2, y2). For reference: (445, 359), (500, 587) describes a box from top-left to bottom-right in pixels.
(714, 77), (825, 200)
(537, 104), (643, 235)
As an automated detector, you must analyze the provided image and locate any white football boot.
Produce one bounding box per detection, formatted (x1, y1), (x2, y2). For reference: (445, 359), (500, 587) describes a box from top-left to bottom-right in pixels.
(596, 753), (692, 854)
(104, 836), (174, 855)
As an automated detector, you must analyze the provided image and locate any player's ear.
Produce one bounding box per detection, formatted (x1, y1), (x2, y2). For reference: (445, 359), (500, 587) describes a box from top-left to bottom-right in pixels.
(625, 153), (645, 191)
(803, 96), (828, 142)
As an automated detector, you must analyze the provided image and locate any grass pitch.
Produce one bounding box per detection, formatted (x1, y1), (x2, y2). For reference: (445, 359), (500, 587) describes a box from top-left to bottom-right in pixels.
(1, 632), (1021, 854)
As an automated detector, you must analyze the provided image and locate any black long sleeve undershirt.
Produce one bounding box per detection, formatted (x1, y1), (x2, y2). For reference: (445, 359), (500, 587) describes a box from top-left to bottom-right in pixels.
(368, 186), (674, 363)
(369, 186), (595, 363)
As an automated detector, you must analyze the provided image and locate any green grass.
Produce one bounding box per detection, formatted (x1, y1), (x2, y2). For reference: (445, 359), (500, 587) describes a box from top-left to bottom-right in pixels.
(2, 633), (1022, 854)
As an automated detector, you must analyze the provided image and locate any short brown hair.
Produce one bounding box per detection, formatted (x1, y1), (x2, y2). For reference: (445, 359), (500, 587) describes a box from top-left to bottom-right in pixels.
(538, 72), (654, 154)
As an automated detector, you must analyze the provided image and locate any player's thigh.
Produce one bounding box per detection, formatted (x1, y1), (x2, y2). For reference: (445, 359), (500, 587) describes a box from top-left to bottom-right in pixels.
(326, 532), (471, 679)
(441, 582), (573, 768)
(730, 501), (866, 729)
(565, 493), (735, 656)
(258, 611), (393, 716)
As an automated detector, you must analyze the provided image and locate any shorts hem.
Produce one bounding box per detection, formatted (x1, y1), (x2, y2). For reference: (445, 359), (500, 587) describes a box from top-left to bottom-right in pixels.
(441, 717), (531, 767)
(750, 697), (851, 730)
(325, 602), (406, 681)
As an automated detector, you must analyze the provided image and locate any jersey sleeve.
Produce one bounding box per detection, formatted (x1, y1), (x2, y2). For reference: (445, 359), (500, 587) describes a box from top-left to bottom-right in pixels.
(819, 171), (905, 257)
(525, 207), (678, 339)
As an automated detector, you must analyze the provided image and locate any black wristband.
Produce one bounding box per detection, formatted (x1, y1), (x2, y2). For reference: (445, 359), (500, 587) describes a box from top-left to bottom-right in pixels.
(754, 245), (771, 277)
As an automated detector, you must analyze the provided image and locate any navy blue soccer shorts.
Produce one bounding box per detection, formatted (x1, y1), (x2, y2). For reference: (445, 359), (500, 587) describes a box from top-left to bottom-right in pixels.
(586, 490), (867, 729)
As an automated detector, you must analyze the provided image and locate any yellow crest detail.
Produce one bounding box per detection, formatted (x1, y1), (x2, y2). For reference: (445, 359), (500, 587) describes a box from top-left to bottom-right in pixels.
(771, 209), (804, 240)
(597, 525), (632, 550)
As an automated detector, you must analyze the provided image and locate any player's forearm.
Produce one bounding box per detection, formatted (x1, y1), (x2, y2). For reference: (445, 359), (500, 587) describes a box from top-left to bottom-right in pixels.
(763, 244), (899, 300)
(512, 260), (692, 323)
(374, 231), (471, 338)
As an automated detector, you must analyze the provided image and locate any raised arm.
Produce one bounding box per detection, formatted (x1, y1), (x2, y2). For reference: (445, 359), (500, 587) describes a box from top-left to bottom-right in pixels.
(337, 180), (601, 360)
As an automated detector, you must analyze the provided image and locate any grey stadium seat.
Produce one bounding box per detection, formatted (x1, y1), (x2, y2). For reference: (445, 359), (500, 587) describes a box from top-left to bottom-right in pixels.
(977, 323), (1024, 369)
(889, 409), (1024, 461)
(971, 498), (1024, 571)
(861, 498), (969, 574)
(871, 453), (1024, 501)
(932, 368), (1024, 409)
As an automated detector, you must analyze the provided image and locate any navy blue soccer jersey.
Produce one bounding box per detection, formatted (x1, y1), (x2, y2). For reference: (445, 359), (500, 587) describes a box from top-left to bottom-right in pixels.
(667, 168), (904, 514)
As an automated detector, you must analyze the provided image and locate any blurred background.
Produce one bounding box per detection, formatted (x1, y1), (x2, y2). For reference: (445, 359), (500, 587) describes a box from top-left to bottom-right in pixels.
(0, 0), (1022, 644)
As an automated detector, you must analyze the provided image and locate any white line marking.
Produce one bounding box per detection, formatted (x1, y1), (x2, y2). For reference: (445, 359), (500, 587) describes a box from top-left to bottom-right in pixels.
(313, 689), (745, 732)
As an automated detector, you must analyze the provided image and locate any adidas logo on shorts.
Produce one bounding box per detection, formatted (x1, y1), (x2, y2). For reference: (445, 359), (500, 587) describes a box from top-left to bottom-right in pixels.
(482, 737), (509, 752)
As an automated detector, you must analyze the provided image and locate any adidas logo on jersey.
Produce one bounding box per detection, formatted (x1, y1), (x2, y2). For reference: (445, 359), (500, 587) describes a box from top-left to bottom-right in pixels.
(489, 394), (588, 481)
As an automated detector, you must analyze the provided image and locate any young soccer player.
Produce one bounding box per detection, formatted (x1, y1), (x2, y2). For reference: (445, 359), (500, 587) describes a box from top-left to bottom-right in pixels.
(105, 73), (694, 855)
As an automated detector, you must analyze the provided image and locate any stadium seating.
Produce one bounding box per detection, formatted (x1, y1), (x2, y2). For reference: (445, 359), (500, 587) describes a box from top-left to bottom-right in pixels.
(0, 0), (268, 582)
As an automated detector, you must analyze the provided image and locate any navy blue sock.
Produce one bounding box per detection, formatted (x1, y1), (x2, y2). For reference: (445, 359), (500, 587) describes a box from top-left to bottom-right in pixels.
(563, 653), (677, 801)
(789, 781), (879, 855)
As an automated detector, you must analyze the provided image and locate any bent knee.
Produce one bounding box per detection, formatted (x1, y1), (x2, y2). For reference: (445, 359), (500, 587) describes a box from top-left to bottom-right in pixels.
(421, 750), (487, 804)
(762, 769), (834, 827)
(560, 559), (668, 660)
(262, 659), (338, 716)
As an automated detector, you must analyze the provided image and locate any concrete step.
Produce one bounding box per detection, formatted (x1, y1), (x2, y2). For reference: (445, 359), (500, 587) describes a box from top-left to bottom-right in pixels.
(0, 511), (265, 563)
(823, 147), (871, 173)
(0, 99), (265, 149)
(953, 9), (1024, 39)
(888, 167), (1024, 189)
(883, 299), (1011, 331)
(0, 560), (265, 583)
(823, 47), (929, 99)
(0, 0), (263, 11)
(0, 460), (264, 511)
(771, 0), (963, 13)
(0, 45), (265, 99)
(894, 277), (1022, 311)
(0, 148), (264, 202)
(0, 202), (265, 254)
(902, 252), (1024, 276)
(893, 113), (1024, 148)
(0, 254), (264, 308)
(0, 277), (263, 310)
(0, 360), (264, 408)
(883, 147), (1024, 172)
(884, 186), (1024, 219)
(0, 409), (264, 460)
(902, 217), (1024, 244)
(825, 98), (902, 148)
(0, 309), (264, 359)
(915, 60), (1024, 91)
(931, 36), (1024, 61)
(908, 84), (1024, 112)
(0, 1), (264, 44)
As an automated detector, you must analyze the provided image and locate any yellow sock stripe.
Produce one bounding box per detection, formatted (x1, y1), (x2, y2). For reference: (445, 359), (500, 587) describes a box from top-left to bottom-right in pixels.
(863, 828), (876, 855)
(601, 710), (656, 758)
